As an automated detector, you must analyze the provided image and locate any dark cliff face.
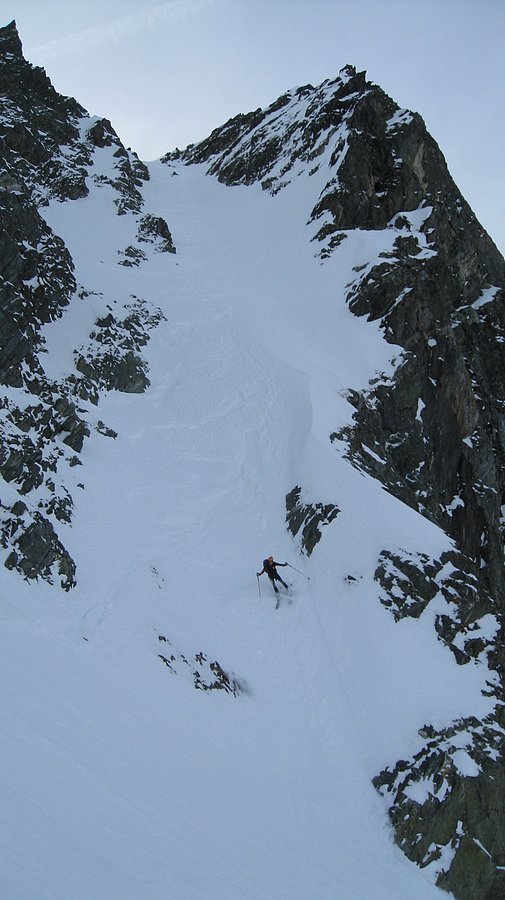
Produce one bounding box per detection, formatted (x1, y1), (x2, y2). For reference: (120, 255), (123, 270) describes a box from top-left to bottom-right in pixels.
(172, 67), (505, 897)
(0, 26), (83, 383)
(0, 21), (84, 588)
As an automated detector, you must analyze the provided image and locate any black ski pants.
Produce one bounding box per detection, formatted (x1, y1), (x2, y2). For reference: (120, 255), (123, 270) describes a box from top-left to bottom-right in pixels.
(269, 573), (288, 593)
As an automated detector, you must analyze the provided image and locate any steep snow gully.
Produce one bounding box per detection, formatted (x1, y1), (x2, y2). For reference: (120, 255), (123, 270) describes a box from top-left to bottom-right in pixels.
(1, 136), (495, 898)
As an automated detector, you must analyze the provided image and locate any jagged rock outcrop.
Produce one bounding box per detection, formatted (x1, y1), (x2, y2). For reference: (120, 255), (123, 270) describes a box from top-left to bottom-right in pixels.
(3, 507), (76, 589)
(373, 710), (505, 900)
(372, 542), (505, 896)
(157, 634), (247, 697)
(286, 486), (340, 555)
(0, 20), (89, 202)
(374, 546), (501, 666)
(74, 300), (166, 395)
(336, 216), (505, 604)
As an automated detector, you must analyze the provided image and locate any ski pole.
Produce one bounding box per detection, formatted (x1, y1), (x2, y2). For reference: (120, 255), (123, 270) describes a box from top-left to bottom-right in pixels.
(257, 574), (262, 599)
(286, 562), (310, 580)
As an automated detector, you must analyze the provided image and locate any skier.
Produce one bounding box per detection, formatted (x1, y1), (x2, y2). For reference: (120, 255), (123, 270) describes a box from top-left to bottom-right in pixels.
(257, 556), (289, 594)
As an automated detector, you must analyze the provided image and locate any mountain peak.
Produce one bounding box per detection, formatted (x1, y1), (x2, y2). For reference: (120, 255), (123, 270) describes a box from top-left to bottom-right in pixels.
(0, 20), (23, 60)
(164, 65), (381, 198)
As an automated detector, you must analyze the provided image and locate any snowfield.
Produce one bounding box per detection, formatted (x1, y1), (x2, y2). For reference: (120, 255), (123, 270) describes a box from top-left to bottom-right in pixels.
(0, 139), (494, 899)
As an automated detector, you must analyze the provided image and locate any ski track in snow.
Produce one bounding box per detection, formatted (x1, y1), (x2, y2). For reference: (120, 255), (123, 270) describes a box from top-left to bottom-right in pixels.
(0, 153), (493, 899)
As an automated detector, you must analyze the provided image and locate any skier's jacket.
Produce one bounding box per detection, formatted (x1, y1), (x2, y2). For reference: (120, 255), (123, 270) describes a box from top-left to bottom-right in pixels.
(259, 559), (287, 580)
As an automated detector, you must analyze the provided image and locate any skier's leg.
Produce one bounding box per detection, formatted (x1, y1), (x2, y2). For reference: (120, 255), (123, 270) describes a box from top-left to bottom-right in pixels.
(270, 577), (278, 594)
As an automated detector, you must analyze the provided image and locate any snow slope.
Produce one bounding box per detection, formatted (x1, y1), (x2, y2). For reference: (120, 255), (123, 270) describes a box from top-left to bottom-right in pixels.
(0, 138), (495, 899)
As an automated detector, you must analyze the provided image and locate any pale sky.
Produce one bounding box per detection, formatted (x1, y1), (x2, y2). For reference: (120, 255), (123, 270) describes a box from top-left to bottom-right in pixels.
(9, 0), (505, 255)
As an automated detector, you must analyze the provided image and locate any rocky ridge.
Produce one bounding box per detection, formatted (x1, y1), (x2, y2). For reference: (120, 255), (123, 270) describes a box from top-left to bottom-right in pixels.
(0, 21), (174, 587)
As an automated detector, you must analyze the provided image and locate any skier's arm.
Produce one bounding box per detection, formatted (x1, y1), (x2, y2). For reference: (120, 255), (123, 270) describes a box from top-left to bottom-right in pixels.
(257, 567), (265, 576)
(273, 561), (287, 567)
